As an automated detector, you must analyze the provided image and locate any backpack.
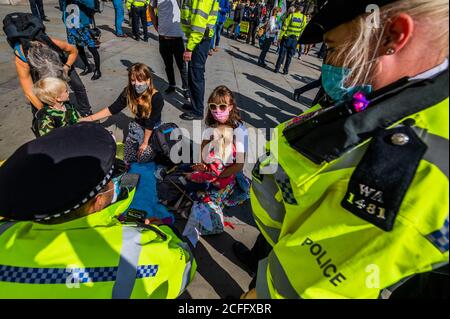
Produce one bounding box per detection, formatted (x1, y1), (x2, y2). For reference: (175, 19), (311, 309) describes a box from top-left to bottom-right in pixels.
(3, 12), (67, 65)
(156, 167), (193, 214)
(150, 123), (188, 167)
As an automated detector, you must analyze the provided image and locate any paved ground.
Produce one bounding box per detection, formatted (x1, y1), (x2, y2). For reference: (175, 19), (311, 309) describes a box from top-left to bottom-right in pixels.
(0, 1), (322, 299)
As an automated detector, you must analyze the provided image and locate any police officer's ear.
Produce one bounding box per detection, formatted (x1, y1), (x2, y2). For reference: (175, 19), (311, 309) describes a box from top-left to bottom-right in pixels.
(380, 13), (414, 57)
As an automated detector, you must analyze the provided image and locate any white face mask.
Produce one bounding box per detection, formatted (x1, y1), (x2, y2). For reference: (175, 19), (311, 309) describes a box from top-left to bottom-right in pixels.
(134, 83), (149, 95)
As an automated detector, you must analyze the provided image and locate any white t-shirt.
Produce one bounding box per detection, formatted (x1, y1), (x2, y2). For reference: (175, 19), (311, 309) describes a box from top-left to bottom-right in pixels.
(151, 0), (184, 37)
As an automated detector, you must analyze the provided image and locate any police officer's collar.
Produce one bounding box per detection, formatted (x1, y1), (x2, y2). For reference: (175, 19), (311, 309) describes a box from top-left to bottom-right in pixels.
(293, 68), (449, 164)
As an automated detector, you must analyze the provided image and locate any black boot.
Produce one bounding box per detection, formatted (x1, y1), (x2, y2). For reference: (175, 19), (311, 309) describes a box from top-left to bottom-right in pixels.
(91, 69), (102, 80)
(80, 65), (93, 76)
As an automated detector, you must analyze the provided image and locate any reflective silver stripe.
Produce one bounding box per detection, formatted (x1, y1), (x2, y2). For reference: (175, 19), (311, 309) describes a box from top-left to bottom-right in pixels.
(0, 221), (17, 237)
(274, 166), (298, 205)
(380, 275), (415, 299)
(177, 242), (194, 296)
(191, 25), (206, 33)
(268, 252), (300, 299)
(252, 176), (286, 223)
(192, 8), (209, 19)
(413, 128), (449, 179)
(253, 214), (280, 244)
(324, 128), (449, 178)
(112, 226), (143, 299)
(255, 257), (271, 299)
(323, 144), (368, 173)
(207, 24), (215, 29)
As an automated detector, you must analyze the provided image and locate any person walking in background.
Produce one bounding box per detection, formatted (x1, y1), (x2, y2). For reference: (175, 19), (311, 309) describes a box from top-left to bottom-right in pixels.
(246, 1), (260, 45)
(180, 0), (219, 120)
(149, 0), (190, 99)
(231, 0), (244, 39)
(113, 0), (127, 37)
(211, 0), (231, 53)
(127, 0), (150, 42)
(29, 0), (50, 22)
(61, 0), (102, 80)
(274, 1), (307, 74)
(257, 6), (281, 67)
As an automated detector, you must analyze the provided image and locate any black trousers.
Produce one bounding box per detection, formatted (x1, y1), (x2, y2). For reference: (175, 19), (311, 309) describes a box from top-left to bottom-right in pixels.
(159, 37), (189, 90)
(248, 233), (272, 290)
(131, 5), (148, 39)
(29, 0), (45, 20)
(246, 20), (258, 45)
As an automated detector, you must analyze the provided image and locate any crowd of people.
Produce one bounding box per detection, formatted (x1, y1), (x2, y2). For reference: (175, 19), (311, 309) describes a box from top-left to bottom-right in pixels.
(0, 0), (448, 300)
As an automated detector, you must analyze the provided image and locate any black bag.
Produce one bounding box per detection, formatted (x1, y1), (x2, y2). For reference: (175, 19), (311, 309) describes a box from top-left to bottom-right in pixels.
(157, 167), (193, 212)
(3, 12), (67, 63)
(150, 123), (183, 166)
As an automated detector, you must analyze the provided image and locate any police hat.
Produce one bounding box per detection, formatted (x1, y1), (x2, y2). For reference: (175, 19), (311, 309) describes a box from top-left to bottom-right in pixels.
(299, 0), (399, 44)
(0, 122), (117, 221)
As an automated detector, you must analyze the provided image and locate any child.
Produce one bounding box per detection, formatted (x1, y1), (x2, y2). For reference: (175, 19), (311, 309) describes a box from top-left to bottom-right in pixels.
(33, 77), (80, 137)
(185, 85), (247, 191)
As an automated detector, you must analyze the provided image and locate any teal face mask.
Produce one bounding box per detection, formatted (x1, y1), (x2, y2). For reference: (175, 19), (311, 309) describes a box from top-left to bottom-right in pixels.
(321, 64), (372, 102)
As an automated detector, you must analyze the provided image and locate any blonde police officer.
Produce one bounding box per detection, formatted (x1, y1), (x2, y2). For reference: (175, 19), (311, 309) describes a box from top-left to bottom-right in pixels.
(239, 0), (449, 299)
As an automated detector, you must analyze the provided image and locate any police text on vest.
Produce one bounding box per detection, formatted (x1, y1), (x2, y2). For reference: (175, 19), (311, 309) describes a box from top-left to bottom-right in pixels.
(301, 238), (347, 287)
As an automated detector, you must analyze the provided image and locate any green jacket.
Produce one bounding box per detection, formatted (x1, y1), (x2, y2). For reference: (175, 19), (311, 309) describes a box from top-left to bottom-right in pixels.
(251, 70), (449, 298)
(36, 102), (80, 137)
(0, 189), (196, 298)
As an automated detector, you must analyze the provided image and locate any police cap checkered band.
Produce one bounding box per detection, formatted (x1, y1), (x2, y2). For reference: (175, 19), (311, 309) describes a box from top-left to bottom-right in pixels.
(0, 122), (117, 221)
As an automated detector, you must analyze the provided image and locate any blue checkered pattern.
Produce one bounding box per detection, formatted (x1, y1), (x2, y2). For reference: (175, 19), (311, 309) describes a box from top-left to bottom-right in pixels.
(0, 264), (159, 284)
(274, 168), (298, 205)
(427, 217), (449, 253)
(136, 265), (159, 279)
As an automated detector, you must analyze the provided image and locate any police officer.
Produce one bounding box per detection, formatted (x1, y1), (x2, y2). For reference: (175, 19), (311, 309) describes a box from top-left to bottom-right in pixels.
(0, 123), (195, 298)
(237, 0), (449, 298)
(180, 0), (219, 120)
(127, 0), (150, 41)
(274, 1), (307, 74)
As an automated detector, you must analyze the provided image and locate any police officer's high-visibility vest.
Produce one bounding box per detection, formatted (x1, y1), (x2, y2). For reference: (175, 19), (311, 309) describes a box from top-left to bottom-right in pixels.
(127, 0), (150, 10)
(181, 0), (219, 51)
(278, 11), (307, 40)
(251, 70), (449, 298)
(0, 189), (196, 299)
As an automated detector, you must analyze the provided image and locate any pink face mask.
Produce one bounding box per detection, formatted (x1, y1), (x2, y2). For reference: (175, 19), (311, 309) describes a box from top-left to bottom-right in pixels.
(211, 109), (230, 123)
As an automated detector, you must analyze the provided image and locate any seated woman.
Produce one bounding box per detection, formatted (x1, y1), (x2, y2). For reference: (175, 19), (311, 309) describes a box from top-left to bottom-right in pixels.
(80, 63), (164, 163)
(33, 77), (80, 137)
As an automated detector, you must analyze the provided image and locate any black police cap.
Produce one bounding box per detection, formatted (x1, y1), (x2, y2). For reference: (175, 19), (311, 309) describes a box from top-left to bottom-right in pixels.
(300, 0), (399, 44)
(0, 122), (117, 221)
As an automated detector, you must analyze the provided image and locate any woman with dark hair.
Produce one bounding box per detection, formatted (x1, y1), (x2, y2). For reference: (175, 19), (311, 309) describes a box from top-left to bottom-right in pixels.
(61, 0), (102, 80)
(80, 63), (165, 163)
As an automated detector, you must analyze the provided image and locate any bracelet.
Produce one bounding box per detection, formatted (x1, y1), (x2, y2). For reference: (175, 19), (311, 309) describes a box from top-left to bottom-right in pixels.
(64, 63), (71, 68)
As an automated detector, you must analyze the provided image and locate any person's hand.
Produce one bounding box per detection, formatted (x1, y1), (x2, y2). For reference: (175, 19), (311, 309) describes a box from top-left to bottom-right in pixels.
(183, 51), (192, 62)
(63, 64), (70, 76)
(138, 143), (148, 159)
(144, 217), (164, 226)
(79, 115), (93, 122)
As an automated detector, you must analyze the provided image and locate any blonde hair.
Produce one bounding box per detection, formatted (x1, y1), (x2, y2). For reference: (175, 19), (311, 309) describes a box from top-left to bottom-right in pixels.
(33, 77), (68, 106)
(327, 0), (449, 87)
(209, 125), (235, 164)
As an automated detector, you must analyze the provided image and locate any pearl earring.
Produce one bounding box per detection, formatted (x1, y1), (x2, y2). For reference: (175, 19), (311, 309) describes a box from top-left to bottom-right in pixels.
(386, 48), (395, 55)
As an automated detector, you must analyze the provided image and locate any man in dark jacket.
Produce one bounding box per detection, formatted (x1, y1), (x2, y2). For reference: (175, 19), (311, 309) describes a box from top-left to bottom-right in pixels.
(246, 1), (260, 45)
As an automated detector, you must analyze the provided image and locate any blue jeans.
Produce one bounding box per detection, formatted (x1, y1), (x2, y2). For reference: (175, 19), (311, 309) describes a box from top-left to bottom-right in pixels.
(210, 24), (216, 50)
(188, 39), (210, 116)
(113, 0), (125, 35)
(275, 37), (297, 73)
(213, 22), (224, 47)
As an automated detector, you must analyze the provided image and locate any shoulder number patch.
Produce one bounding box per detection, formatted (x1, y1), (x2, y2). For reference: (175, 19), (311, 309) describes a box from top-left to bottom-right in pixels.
(341, 126), (427, 231)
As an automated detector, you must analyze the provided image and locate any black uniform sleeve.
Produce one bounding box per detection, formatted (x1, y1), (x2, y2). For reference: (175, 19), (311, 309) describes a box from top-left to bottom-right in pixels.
(108, 89), (128, 115)
(143, 92), (164, 130)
